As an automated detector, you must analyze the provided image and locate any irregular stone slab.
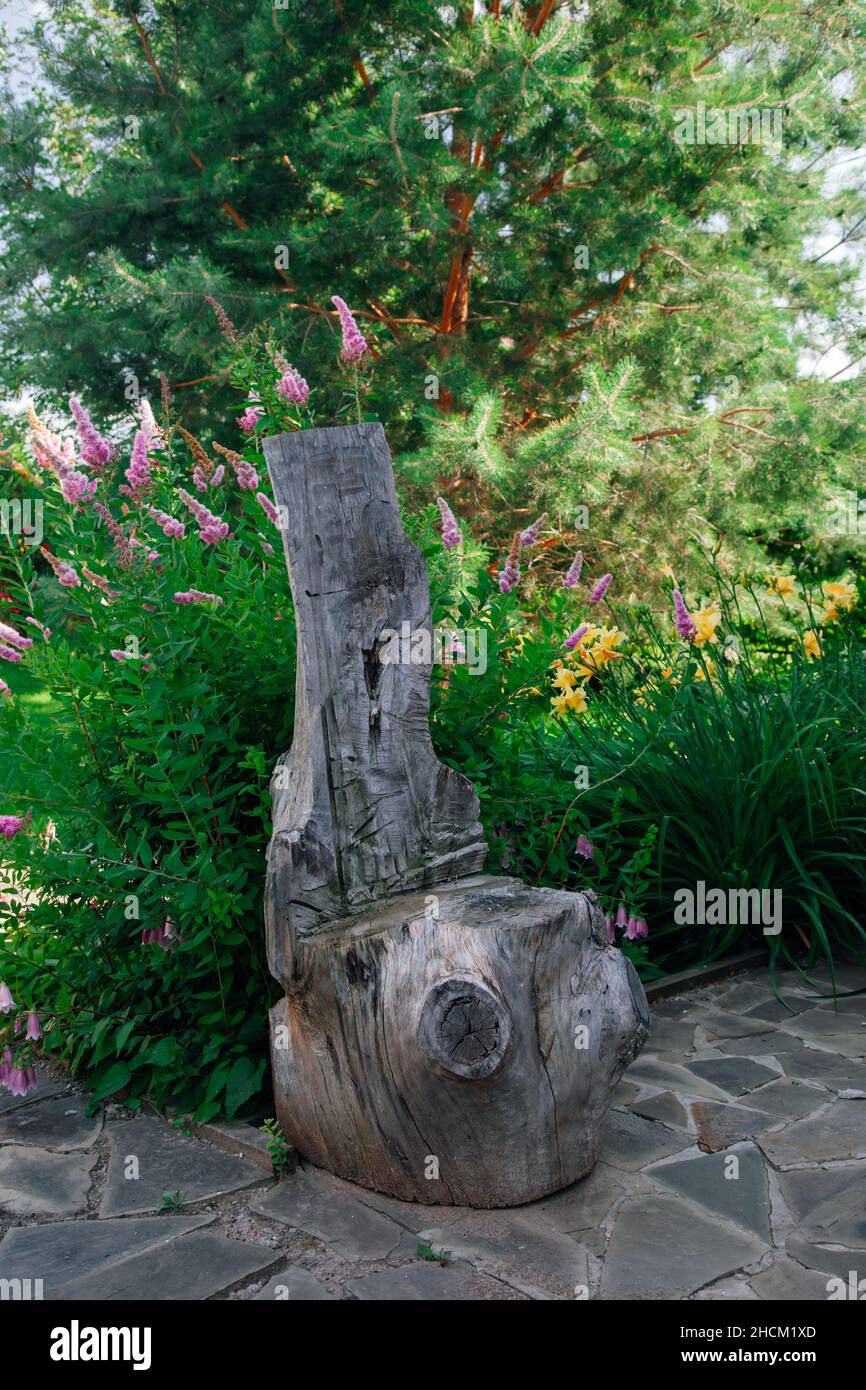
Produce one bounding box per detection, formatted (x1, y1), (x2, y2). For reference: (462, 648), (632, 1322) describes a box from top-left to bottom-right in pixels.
(601, 1193), (765, 1299)
(691, 1101), (774, 1153)
(812, 995), (866, 1019)
(805, 963), (866, 993)
(693, 1275), (760, 1300)
(701, 1012), (778, 1041)
(757, 1098), (866, 1166)
(645, 1019), (697, 1052)
(743, 1077), (828, 1122)
(714, 1033), (804, 1057)
(347, 1260), (520, 1301)
(744, 996), (814, 1023)
(629, 1091), (689, 1129)
(0, 1072), (72, 1116)
(750, 1259), (837, 1301)
(0, 1144), (92, 1216)
(250, 1172), (404, 1261)
(0, 1097), (103, 1150)
(0, 1215), (212, 1291)
(778, 1045), (866, 1090)
(818, 1034), (866, 1061)
(778, 1165), (866, 1247)
(649, 1143), (771, 1240)
(254, 1270), (337, 1300)
(601, 1109), (692, 1171)
(786, 1238), (866, 1284)
(52, 1231), (280, 1301)
(534, 1162), (626, 1233)
(101, 1116), (266, 1216)
(687, 1058), (779, 1095)
(626, 1058), (730, 1100)
(414, 1212), (589, 1300)
(715, 981), (783, 1013)
(611, 1078), (639, 1107)
(783, 1008), (866, 1039)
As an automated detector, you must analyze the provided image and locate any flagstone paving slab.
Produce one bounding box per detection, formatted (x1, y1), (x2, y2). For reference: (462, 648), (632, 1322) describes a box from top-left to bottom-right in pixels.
(347, 1260), (520, 1301)
(740, 1077), (829, 1121)
(532, 1161), (629, 1233)
(749, 1259), (836, 1301)
(413, 1212), (590, 1301)
(253, 1269), (337, 1300)
(101, 1115), (267, 1216)
(786, 1238), (866, 1283)
(0, 1144), (93, 1217)
(629, 1090), (690, 1129)
(600, 1108), (693, 1171)
(778, 1045), (866, 1090)
(648, 1143), (772, 1241)
(714, 1033), (801, 1056)
(0, 1096), (103, 1150)
(783, 1008), (866, 1039)
(52, 1230), (281, 1301)
(777, 1165), (866, 1247)
(690, 1100), (774, 1153)
(624, 1058), (731, 1100)
(757, 1098), (866, 1166)
(743, 997), (816, 1023)
(250, 1171), (405, 1261)
(601, 1193), (766, 1299)
(686, 1058), (780, 1095)
(0, 1215), (213, 1293)
(0, 1073), (73, 1117)
(700, 1012), (778, 1041)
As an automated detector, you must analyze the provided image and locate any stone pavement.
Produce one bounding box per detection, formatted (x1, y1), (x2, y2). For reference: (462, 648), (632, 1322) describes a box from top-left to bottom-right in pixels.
(1, 964), (864, 1301)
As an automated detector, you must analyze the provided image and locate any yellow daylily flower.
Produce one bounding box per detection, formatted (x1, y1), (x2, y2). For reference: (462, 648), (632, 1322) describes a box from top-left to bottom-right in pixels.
(552, 666), (579, 690)
(692, 657), (716, 683)
(803, 629), (822, 659)
(692, 603), (722, 647)
(822, 604), (841, 625)
(766, 574), (797, 599)
(550, 684), (589, 716)
(822, 579), (856, 612)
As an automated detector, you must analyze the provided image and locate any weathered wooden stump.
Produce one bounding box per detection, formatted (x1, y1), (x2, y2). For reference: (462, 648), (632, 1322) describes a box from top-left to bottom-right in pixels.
(263, 423), (649, 1207)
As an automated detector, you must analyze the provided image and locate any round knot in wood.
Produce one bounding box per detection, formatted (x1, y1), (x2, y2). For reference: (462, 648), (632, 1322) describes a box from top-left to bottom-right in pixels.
(418, 978), (511, 1080)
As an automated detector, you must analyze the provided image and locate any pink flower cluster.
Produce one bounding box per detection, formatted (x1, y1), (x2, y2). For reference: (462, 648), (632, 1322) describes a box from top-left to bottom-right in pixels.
(0, 814), (29, 840)
(32, 425), (97, 507)
(331, 295), (368, 362)
(40, 547), (80, 588)
(232, 454), (258, 491)
(0, 1050), (37, 1097)
(178, 488), (229, 545)
(148, 507), (186, 540)
(237, 397), (264, 433)
(256, 492), (280, 527)
(603, 905), (649, 944)
(69, 397), (112, 469)
(141, 917), (181, 950)
(436, 497), (461, 550)
(564, 623), (588, 651)
(276, 365), (310, 406)
(121, 419), (153, 499)
(173, 589), (223, 606)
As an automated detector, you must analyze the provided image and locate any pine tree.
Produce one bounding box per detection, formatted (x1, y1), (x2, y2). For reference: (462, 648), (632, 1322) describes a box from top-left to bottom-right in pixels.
(1, 0), (865, 575)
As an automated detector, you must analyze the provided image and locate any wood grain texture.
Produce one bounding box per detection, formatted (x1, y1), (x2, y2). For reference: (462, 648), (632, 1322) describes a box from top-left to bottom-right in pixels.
(263, 423), (486, 987)
(269, 877), (649, 1206)
(263, 423), (649, 1206)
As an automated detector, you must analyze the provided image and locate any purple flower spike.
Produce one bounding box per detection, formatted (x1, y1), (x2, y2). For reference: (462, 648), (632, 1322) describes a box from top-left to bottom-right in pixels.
(564, 623), (589, 651)
(331, 295), (368, 363)
(69, 397), (112, 469)
(435, 497), (462, 550)
(563, 550), (583, 589)
(589, 573), (613, 604)
(519, 512), (547, 547)
(672, 589), (696, 642)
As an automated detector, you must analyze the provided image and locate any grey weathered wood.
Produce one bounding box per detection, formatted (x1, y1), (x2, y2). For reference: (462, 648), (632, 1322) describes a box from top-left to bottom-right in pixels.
(263, 423), (649, 1207)
(263, 424), (486, 987)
